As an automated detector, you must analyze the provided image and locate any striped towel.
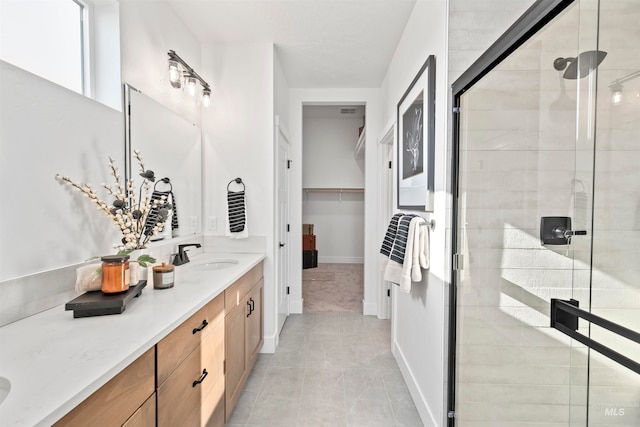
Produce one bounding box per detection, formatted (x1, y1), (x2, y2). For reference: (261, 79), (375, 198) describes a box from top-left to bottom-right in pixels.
(380, 213), (404, 257)
(144, 190), (178, 236)
(227, 190), (246, 233)
(389, 214), (417, 264)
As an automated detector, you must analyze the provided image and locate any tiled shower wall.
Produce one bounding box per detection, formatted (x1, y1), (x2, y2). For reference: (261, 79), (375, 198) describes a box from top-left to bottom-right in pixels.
(451, 0), (639, 426)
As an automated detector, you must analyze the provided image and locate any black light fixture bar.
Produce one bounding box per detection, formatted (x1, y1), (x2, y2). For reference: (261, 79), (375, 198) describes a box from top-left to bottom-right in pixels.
(550, 298), (640, 375)
(609, 70), (640, 90)
(168, 49), (210, 90)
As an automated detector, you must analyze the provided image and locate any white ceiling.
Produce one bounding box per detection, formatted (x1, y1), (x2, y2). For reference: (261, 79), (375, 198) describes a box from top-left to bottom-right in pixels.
(166, 0), (417, 88)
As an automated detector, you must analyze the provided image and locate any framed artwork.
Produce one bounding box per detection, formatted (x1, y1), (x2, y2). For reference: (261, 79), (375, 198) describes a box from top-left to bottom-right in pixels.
(397, 55), (435, 211)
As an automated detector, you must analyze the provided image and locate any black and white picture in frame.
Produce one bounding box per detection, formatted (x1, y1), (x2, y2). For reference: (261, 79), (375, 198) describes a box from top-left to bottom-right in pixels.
(397, 55), (435, 211)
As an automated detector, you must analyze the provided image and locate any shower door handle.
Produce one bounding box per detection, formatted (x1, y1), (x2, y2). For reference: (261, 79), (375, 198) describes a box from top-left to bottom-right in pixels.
(550, 299), (640, 374)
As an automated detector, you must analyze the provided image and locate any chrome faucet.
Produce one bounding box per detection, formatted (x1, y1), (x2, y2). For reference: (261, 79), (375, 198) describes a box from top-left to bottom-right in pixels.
(172, 243), (201, 266)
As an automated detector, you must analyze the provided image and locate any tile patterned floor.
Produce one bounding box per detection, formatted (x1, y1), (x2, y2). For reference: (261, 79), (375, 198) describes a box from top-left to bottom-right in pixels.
(225, 312), (423, 427)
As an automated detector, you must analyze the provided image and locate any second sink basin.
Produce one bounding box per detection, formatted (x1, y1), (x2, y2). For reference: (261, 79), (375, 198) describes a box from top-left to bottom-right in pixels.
(191, 259), (239, 271)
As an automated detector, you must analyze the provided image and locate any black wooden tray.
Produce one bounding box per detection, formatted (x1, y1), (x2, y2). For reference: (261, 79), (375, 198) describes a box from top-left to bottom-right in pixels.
(65, 281), (147, 318)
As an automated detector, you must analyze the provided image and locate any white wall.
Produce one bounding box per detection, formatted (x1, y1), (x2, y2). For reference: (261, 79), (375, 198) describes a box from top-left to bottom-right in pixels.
(302, 116), (364, 188)
(378, 1), (448, 426)
(201, 42), (278, 351)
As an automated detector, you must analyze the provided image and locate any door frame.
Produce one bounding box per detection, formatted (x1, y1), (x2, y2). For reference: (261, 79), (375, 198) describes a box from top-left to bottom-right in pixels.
(377, 123), (395, 319)
(447, 1), (576, 424)
(275, 115), (291, 336)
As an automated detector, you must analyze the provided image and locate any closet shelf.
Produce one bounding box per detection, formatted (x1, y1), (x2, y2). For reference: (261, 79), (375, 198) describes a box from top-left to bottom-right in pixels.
(303, 187), (364, 193)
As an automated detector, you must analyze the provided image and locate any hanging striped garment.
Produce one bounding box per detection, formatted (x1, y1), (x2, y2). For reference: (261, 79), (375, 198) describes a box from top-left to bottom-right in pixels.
(380, 213), (404, 257)
(389, 214), (417, 264)
(227, 190), (246, 233)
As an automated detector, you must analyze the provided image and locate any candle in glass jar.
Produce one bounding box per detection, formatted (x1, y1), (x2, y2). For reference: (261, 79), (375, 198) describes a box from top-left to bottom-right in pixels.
(101, 254), (130, 293)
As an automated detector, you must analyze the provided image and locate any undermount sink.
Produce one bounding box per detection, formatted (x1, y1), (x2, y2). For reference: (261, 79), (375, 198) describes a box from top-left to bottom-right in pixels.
(191, 260), (239, 271)
(0, 376), (10, 406)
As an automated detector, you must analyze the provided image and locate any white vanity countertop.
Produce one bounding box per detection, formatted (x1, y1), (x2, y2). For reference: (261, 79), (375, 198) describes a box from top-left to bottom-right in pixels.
(0, 252), (265, 427)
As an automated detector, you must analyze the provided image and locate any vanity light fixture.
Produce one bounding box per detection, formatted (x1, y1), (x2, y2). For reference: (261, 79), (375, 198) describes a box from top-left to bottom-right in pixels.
(167, 50), (211, 107)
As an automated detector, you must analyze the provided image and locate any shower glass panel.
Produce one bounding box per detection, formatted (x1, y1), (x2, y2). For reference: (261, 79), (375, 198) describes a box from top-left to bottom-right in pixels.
(586, 0), (640, 424)
(453, 0), (639, 425)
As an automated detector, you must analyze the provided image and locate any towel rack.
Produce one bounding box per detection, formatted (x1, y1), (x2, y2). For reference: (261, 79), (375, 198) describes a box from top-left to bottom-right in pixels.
(420, 219), (436, 230)
(227, 177), (245, 192)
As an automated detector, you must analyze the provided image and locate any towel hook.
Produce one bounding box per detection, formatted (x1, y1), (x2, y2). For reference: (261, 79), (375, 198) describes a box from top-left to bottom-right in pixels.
(227, 177), (245, 192)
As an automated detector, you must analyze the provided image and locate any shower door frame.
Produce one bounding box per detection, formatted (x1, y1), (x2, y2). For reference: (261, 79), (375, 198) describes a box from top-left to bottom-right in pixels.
(446, 1), (577, 425)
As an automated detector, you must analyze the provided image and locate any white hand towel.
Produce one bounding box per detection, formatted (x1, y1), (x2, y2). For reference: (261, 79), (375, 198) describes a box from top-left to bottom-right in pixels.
(399, 217), (423, 292)
(419, 221), (430, 270)
(384, 259), (403, 285)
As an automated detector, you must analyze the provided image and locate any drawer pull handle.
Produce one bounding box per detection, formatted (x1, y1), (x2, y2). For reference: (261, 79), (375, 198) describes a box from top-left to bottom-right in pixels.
(249, 298), (255, 312)
(192, 369), (208, 387)
(192, 319), (208, 334)
(246, 301), (252, 317)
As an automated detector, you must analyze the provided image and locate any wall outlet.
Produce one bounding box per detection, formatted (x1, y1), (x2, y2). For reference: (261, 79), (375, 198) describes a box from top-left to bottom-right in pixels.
(190, 216), (199, 231)
(208, 216), (217, 231)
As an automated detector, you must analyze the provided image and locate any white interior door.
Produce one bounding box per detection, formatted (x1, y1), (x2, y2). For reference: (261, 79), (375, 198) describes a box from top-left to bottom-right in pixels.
(378, 125), (394, 319)
(275, 116), (290, 335)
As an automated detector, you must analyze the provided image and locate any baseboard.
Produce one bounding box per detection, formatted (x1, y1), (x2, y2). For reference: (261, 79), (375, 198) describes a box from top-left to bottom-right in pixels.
(392, 341), (438, 427)
(260, 331), (278, 353)
(317, 256), (364, 264)
(362, 300), (378, 316)
(290, 298), (303, 314)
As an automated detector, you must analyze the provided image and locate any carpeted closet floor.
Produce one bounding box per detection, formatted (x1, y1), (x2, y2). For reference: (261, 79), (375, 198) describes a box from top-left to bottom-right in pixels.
(302, 263), (363, 313)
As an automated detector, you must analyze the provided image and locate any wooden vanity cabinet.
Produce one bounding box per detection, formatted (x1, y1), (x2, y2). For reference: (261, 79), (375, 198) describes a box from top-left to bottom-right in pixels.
(224, 263), (264, 421)
(52, 261), (264, 427)
(157, 293), (225, 427)
(54, 348), (155, 427)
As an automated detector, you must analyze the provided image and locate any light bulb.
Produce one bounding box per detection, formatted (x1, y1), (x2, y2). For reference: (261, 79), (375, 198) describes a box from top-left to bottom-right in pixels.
(612, 89), (623, 105)
(186, 77), (197, 96)
(610, 82), (623, 105)
(168, 60), (180, 83)
(202, 89), (211, 107)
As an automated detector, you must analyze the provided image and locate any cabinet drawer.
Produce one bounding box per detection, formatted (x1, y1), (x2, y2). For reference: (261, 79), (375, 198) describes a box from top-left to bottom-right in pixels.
(157, 293), (224, 386)
(122, 393), (156, 427)
(158, 321), (224, 427)
(54, 347), (155, 427)
(224, 262), (263, 311)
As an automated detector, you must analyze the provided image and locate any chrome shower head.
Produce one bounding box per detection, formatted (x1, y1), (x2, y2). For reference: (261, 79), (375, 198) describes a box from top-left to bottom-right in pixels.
(553, 50), (607, 79)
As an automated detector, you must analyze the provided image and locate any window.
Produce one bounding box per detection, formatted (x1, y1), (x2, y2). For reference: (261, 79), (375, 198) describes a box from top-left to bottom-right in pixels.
(0, 0), (88, 95)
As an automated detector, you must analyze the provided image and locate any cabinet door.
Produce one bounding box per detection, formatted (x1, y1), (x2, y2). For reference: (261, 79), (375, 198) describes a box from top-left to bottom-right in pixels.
(200, 318), (225, 427)
(245, 279), (264, 367)
(224, 302), (246, 417)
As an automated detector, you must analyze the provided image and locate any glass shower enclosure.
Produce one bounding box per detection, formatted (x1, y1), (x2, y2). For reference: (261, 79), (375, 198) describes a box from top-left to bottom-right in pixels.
(449, 0), (639, 425)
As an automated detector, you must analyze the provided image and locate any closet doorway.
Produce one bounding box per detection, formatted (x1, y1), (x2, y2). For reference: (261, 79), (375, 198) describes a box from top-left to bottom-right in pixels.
(302, 105), (365, 313)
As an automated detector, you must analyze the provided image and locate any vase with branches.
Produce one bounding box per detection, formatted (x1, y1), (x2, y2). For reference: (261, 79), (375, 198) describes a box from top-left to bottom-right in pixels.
(56, 150), (171, 267)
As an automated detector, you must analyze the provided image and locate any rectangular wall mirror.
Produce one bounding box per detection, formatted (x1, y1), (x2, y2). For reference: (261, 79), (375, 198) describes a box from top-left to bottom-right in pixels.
(124, 84), (202, 241)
